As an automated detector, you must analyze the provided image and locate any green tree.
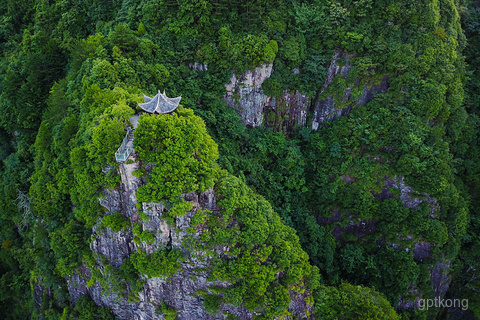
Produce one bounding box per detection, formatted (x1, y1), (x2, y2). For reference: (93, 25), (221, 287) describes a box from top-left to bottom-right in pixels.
(134, 107), (219, 202)
(315, 282), (400, 320)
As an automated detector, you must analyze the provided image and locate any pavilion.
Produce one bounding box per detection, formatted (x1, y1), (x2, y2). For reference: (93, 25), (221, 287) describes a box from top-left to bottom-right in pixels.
(115, 90), (181, 162)
(138, 90), (181, 114)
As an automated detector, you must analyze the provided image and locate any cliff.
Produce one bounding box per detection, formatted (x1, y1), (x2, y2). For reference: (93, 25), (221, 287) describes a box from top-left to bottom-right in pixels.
(223, 51), (389, 131)
(66, 112), (316, 320)
(224, 64), (273, 128)
(221, 52), (454, 313)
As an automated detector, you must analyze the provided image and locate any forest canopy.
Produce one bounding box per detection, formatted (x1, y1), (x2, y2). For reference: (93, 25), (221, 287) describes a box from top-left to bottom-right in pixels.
(0, 0), (478, 319)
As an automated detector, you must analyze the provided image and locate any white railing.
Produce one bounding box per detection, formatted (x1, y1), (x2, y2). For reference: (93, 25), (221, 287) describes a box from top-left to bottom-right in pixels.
(115, 128), (134, 162)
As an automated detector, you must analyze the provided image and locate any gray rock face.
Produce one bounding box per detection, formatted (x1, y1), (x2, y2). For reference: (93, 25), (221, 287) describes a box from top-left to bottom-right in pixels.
(430, 260), (451, 299)
(66, 271), (89, 304)
(355, 76), (389, 107)
(188, 62), (208, 72)
(118, 161), (142, 217)
(397, 259), (451, 310)
(264, 90), (311, 130)
(90, 226), (133, 269)
(311, 51), (389, 130)
(99, 188), (121, 214)
(223, 51), (388, 132)
(140, 202), (170, 252)
(68, 161), (313, 320)
(224, 64), (312, 130)
(375, 176), (439, 213)
(317, 175), (448, 311)
(311, 96), (350, 130)
(224, 64), (273, 128)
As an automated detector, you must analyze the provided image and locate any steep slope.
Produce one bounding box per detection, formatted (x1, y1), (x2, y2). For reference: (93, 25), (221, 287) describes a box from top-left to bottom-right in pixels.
(65, 109), (317, 320)
(0, 1), (476, 319)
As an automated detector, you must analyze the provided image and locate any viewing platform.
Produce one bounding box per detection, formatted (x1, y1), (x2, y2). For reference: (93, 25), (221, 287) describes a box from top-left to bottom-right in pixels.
(115, 90), (181, 163)
(115, 128), (134, 162)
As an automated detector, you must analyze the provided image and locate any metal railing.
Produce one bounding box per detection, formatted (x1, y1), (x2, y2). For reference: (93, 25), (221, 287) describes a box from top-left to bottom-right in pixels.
(115, 128), (134, 162)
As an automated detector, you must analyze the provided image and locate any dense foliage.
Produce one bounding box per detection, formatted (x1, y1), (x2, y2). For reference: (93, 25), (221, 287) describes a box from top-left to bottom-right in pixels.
(315, 282), (400, 320)
(134, 108), (218, 202)
(0, 0), (478, 319)
(207, 174), (316, 318)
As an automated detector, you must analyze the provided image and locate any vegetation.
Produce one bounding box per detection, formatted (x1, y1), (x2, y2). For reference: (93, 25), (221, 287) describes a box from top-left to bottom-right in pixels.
(130, 249), (184, 279)
(134, 108), (218, 202)
(207, 174), (317, 318)
(0, 0), (477, 319)
(315, 282), (401, 320)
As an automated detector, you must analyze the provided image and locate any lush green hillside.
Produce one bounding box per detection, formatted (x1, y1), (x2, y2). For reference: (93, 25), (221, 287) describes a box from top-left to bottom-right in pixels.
(0, 0), (478, 319)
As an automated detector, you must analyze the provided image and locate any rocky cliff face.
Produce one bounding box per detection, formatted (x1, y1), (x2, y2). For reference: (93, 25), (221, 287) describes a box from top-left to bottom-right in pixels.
(223, 63), (311, 130)
(264, 90), (310, 132)
(224, 51), (389, 131)
(310, 51), (388, 130)
(67, 158), (314, 320)
(317, 175), (449, 311)
(224, 64), (273, 128)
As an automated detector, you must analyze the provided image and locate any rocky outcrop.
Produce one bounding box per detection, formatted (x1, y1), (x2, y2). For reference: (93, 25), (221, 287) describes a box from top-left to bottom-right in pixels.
(374, 176), (439, 213)
(264, 90), (311, 131)
(311, 51), (389, 130)
(316, 175), (448, 311)
(118, 161), (142, 217)
(90, 226), (133, 269)
(223, 52), (389, 132)
(430, 260), (451, 298)
(189, 62), (208, 72)
(224, 64), (312, 130)
(67, 159), (313, 320)
(68, 160), (222, 319)
(397, 259), (451, 310)
(224, 64), (273, 128)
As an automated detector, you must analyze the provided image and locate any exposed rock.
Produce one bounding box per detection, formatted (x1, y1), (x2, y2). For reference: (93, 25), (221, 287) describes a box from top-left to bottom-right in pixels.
(224, 64), (312, 130)
(66, 271), (89, 304)
(99, 188), (121, 214)
(397, 286), (422, 310)
(68, 160), (313, 320)
(224, 64), (273, 128)
(311, 96), (350, 130)
(355, 76), (389, 107)
(311, 51), (389, 130)
(331, 217), (377, 241)
(91, 226), (133, 269)
(375, 176), (439, 213)
(311, 51), (388, 130)
(264, 90), (311, 131)
(141, 202), (170, 252)
(171, 214), (191, 249)
(317, 174), (448, 312)
(222, 51), (389, 131)
(287, 290), (315, 319)
(340, 174), (356, 183)
(430, 260), (451, 299)
(33, 280), (49, 307)
(413, 241), (433, 262)
(69, 187), (225, 319)
(118, 161), (142, 217)
(323, 51), (348, 89)
(397, 259), (452, 311)
(188, 62), (208, 72)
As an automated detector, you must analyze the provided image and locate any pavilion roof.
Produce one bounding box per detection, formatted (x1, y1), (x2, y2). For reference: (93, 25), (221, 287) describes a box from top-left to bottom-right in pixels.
(138, 90), (181, 113)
